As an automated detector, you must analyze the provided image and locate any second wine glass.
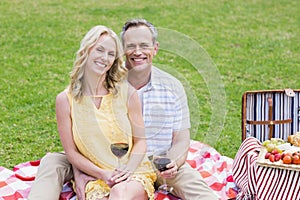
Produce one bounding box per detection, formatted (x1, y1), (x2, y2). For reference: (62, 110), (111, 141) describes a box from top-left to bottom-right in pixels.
(152, 149), (173, 193)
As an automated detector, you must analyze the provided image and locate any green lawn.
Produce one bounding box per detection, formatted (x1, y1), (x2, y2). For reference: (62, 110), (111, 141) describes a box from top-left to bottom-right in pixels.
(0, 0), (299, 169)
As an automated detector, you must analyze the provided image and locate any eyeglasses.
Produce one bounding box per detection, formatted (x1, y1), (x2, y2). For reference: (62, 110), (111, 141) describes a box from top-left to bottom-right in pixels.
(125, 44), (154, 53)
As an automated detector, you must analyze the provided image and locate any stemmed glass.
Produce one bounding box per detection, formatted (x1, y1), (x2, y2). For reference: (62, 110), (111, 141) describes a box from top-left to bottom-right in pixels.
(152, 149), (174, 194)
(110, 134), (129, 168)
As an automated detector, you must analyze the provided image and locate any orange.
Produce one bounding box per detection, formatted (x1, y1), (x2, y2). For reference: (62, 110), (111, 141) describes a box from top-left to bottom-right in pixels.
(292, 155), (300, 164)
(283, 155), (292, 164)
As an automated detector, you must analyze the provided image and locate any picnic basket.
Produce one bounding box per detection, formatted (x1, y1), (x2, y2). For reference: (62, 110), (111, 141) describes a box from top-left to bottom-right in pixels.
(241, 88), (300, 142)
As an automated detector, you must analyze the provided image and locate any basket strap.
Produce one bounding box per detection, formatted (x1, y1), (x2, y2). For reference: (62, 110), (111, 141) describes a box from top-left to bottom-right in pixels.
(247, 119), (292, 125)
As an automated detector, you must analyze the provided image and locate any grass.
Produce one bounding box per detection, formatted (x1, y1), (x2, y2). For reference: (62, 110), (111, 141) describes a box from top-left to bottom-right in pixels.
(0, 0), (299, 169)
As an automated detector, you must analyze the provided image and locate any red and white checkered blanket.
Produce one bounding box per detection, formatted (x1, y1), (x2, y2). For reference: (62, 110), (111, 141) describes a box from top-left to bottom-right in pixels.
(0, 140), (237, 200)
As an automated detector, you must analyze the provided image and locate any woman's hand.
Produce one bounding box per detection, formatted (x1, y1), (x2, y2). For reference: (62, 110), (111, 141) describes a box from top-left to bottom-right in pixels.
(73, 166), (96, 200)
(100, 170), (119, 188)
(110, 166), (133, 183)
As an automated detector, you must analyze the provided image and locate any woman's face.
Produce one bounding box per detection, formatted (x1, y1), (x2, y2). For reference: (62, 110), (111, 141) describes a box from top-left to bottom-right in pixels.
(86, 33), (117, 76)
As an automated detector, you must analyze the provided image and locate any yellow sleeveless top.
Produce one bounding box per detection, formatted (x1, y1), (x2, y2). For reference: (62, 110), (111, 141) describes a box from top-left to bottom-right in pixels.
(67, 81), (156, 199)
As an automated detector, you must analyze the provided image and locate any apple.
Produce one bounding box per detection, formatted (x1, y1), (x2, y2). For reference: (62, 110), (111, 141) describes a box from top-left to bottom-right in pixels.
(265, 152), (271, 159)
(269, 154), (275, 162)
(274, 153), (281, 161)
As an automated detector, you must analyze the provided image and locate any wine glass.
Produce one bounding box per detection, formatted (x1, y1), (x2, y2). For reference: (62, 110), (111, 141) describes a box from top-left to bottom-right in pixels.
(110, 134), (129, 168)
(152, 149), (173, 193)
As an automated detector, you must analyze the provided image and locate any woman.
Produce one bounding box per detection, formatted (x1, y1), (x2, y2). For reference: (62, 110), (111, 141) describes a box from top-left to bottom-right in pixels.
(56, 25), (156, 200)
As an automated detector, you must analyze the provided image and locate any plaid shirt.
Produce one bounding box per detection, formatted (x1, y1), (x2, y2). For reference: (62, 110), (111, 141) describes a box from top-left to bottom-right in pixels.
(137, 66), (190, 156)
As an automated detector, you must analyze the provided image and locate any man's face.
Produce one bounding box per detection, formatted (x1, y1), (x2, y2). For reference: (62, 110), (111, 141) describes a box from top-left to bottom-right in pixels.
(123, 26), (158, 70)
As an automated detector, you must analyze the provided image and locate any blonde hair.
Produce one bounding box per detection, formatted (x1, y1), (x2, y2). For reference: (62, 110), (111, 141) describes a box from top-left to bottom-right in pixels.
(69, 25), (126, 101)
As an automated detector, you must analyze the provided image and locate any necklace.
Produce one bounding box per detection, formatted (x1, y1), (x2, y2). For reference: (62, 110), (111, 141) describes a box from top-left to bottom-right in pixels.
(91, 96), (103, 109)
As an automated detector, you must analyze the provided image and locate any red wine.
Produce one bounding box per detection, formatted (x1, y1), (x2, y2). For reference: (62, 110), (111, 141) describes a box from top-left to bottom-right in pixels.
(153, 157), (171, 172)
(110, 143), (129, 158)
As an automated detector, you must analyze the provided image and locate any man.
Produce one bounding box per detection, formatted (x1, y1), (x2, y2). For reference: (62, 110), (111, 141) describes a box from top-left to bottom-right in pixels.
(28, 19), (217, 200)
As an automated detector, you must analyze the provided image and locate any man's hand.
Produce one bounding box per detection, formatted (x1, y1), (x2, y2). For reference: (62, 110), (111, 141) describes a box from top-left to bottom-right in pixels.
(160, 160), (178, 179)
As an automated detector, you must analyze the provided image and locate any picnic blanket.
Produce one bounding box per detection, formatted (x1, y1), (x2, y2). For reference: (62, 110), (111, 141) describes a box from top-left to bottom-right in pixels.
(0, 140), (238, 200)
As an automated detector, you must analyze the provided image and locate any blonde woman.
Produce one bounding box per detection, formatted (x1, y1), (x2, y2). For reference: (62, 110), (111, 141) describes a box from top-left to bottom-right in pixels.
(56, 25), (156, 200)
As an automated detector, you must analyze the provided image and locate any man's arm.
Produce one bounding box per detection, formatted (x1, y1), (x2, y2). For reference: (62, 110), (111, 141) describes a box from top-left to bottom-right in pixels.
(160, 129), (190, 179)
(169, 129), (190, 167)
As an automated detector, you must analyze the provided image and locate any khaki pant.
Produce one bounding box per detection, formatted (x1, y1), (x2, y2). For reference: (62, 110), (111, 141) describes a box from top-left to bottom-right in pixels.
(28, 153), (217, 200)
(28, 152), (73, 200)
(156, 163), (218, 200)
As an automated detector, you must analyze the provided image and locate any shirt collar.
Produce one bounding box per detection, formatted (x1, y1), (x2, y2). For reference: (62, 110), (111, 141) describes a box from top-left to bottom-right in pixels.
(144, 66), (161, 91)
